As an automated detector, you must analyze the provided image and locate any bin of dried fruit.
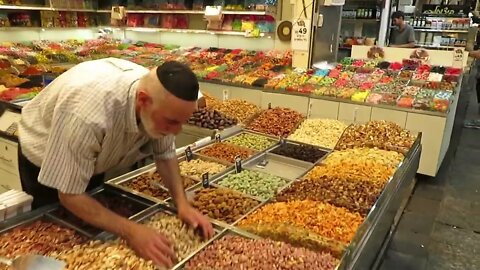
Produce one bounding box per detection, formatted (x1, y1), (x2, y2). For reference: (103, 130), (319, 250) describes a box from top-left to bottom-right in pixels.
(336, 87), (356, 99)
(322, 148), (404, 168)
(179, 158), (227, 180)
(271, 142), (328, 163)
(120, 172), (198, 200)
(191, 187), (260, 224)
(51, 240), (156, 270)
(225, 132), (276, 151)
(239, 200), (364, 244)
(197, 142), (255, 163)
(397, 95), (414, 108)
(247, 107), (304, 137)
(217, 169), (289, 200)
(0, 219), (87, 263)
(279, 161), (394, 214)
(433, 91), (452, 113)
(144, 212), (207, 261)
(184, 235), (339, 270)
(336, 120), (416, 154)
(187, 108), (237, 130)
(214, 99), (261, 124)
(288, 119), (346, 149)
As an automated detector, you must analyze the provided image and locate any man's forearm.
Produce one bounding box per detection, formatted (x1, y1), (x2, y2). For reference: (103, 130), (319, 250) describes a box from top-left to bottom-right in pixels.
(59, 193), (139, 239)
(156, 158), (188, 209)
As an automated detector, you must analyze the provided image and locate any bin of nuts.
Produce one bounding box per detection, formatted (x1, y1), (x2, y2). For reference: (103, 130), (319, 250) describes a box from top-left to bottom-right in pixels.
(184, 235), (339, 270)
(247, 107), (304, 137)
(0, 219), (87, 267)
(225, 132), (276, 151)
(197, 142), (255, 163)
(239, 200), (364, 244)
(50, 240), (156, 270)
(335, 120), (416, 154)
(288, 119), (347, 149)
(270, 142), (329, 163)
(119, 172), (198, 201)
(179, 158), (227, 180)
(143, 212), (208, 261)
(191, 187), (260, 224)
(214, 99), (261, 124)
(217, 169), (290, 200)
(322, 148), (404, 169)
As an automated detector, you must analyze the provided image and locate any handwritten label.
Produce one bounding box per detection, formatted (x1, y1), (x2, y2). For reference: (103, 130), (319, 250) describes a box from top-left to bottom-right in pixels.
(422, 5), (467, 16)
(202, 172), (210, 188)
(185, 146), (193, 161)
(235, 156), (242, 173)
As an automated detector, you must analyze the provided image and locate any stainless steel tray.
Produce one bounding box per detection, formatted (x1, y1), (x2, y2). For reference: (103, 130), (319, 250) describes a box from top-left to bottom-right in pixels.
(243, 152), (315, 180)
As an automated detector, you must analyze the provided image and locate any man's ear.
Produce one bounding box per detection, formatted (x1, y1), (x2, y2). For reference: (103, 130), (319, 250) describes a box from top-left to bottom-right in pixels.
(137, 89), (152, 107)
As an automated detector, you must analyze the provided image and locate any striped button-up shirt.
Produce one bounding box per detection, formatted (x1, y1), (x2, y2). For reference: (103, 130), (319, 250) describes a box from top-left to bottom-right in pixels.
(19, 58), (176, 194)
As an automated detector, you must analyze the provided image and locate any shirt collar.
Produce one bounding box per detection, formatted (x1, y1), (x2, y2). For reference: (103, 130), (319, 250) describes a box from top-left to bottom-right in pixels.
(126, 79), (140, 133)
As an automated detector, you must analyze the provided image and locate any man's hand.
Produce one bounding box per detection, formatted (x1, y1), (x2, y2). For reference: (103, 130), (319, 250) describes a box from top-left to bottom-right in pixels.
(125, 223), (176, 267)
(178, 204), (214, 239)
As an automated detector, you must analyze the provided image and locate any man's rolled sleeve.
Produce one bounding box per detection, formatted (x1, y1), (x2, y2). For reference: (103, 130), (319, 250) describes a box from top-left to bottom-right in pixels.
(38, 112), (100, 194)
(152, 134), (176, 160)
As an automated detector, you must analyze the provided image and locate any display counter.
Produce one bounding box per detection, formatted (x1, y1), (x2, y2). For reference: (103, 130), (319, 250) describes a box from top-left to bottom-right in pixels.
(0, 121), (421, 269)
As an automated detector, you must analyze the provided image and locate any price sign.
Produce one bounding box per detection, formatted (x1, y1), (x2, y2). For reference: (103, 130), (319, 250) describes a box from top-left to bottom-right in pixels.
(279, 136), (286, 145)
(185, 146), (193, 161)
(235, 156), (242, 173)
(202, 172), (210, 188)
(291, 19), (311, 51)
(268, 102), (272, 109)
(215, 133), (221, 142)
(452, 48), (464, 68)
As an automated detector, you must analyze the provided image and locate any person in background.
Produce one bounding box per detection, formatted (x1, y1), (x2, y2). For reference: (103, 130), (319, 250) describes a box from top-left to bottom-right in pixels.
(389, 11), (416, 48)
(18, 58), (213, 267)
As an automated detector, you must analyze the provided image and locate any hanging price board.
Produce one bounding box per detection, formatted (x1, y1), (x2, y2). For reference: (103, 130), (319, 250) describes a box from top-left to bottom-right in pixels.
(291, 19), (311, 51)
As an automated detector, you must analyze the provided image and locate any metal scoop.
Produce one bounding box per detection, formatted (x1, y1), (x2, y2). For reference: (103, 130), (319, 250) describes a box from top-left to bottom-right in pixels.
(0, 254), (65, 270)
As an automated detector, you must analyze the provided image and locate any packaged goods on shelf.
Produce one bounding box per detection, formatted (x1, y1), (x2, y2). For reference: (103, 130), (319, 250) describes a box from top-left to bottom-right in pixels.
(247, 107), (304, 137)
(184, 235), (339, 270)
(288, 119), (347, 149)
(191, 187), (260, 224)
(239, 200), (364, 244)
(336, 120), (416, 154)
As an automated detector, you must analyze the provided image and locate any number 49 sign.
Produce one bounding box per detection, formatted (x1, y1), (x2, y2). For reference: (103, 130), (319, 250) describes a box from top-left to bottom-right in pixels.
(292, 19), (311, 51)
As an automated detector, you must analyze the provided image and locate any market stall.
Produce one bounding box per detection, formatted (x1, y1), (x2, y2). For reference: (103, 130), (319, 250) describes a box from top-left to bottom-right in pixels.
(0, 115), (421, 269)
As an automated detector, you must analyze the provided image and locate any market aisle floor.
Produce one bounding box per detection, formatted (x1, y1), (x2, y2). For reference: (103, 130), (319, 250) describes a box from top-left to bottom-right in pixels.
(380, 76), (480, 270)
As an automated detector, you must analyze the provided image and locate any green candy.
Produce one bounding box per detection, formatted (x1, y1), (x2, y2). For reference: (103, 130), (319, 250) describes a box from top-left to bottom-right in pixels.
(226, 133), (275, 151)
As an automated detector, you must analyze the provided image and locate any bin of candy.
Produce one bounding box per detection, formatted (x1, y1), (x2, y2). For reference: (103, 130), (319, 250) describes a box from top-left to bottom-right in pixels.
(433, 91), (452, 113)
(351, 90), (370, 102)
(398, 70), (413, 81)
(389, 62), (403, 71)
(442, 74), (459, 83)
(412, 71), (429, 81)
(378, 92), (399, 105)
(413, 89), (435, 110)
(402, 59), (420, 70)
(431, 66), (446, 74)
(359, 81), (374, 90)
(366, 92), (383, 104)
(402, 86), (420, 96)
(340, 57), (354, 66)
(378, 76), (394, 84)
(376, 61), (390, 69)
(356, 66), (374, 73)
(339, 71), (353, 80)
(424, 81), (455, 91)
(370, 69), (385, 82)
(428, 72), (443, 82)
(327, 69), (341, 78)
(336, 87), (356, 99)
(444, 67), (462, 76)
(397, 95), (414, 108)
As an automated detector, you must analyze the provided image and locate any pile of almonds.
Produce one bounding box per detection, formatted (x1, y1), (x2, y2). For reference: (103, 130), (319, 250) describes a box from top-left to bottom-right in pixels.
(335, 120), (416, 154)
(288, 119), (347, 149)
(247, 107), (304, 137)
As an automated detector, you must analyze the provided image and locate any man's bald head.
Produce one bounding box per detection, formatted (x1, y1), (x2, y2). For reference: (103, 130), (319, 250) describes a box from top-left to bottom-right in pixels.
(136, 61), (198, 137)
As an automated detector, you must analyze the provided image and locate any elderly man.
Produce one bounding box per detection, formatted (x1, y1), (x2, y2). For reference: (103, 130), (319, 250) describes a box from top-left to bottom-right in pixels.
(18, 58), (213, 267)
